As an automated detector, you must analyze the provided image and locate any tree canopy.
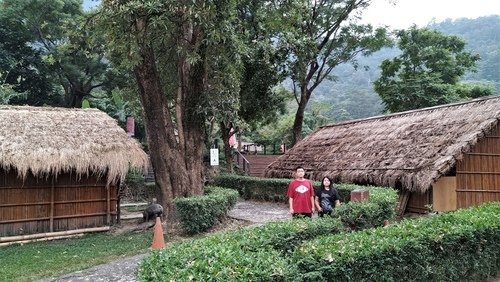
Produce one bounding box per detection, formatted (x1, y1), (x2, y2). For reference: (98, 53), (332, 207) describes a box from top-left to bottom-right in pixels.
(281, 0), (390, 145)
(374, 26), (491, 112)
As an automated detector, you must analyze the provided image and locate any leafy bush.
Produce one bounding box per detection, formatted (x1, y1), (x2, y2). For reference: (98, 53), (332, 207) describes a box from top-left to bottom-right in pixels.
(139, 237), (294, 281)
(293, 202), (500, 281)
(211, 174), (382, 203)
(139, 195), (395, 281)
(138, 217), (344, 281)
(174, 186), (238, 234)
(212, 174), (291, 202)
(333, 186), (398, 230)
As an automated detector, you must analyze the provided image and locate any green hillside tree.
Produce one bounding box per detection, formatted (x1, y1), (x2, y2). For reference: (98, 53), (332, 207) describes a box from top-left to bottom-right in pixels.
(219, 0), (288, 172)
(374, 26), (491, 112)
(282, 0), (390, 145)
(0, 2), (55, 105)
(1, 0), (112, 107)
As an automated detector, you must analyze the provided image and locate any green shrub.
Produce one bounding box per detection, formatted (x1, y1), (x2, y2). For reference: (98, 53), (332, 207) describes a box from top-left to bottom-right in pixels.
(333, 186), (398, 230)
(138, 201), (390, 281)
(139, 239), (294, 281)
(138, 235), (295, 281)
(211, 174), (387, 204)
(293, 202), (500, 281)
(174, 186), (238, 234)
(226, 217), (345, 254)
(213, 175), (397, 230)
(212, 174), (291, 202)
(138, 217), (344, 281)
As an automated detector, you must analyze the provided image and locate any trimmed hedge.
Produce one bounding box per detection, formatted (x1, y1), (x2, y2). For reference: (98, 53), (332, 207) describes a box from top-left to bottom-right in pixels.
(213, 174), (398, 230)
(173, 186), (238, 234)
(139, 186), (397, 281)
(212, 174), (376, 203)
(333, 186), (398, 230)
(138, 237), (292, 281)
(138, 217), (344, 281)
(293, 202), (500, 281)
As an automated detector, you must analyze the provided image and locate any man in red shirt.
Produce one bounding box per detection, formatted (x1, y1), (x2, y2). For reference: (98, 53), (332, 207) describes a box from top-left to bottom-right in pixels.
(287, 166), (315, 218)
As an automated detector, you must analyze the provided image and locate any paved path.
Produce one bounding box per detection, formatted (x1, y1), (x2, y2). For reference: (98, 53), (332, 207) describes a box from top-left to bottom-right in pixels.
(40, 200), (289, 282)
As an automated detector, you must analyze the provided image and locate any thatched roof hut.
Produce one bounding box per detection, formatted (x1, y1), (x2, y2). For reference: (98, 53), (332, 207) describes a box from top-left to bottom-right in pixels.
(266, 96), (500, 213)
(0, 106), (147, 184)
(0, 106), (148, 241)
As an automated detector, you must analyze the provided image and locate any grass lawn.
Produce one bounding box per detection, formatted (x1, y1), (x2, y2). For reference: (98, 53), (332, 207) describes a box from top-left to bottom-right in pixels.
(0, 231), (153, 282)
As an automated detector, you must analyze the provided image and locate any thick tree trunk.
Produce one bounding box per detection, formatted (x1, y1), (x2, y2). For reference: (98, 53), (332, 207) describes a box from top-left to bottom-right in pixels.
(173, 21), (207, 197)
(133, 45), (201, 221)
(292, 88), (310, 146)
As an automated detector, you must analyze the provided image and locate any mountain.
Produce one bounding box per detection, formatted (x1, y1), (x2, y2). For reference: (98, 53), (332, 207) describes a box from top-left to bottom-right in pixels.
(311, 15), (500, 122)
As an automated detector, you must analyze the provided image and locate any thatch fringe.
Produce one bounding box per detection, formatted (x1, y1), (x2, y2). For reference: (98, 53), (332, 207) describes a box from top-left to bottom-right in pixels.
(0, 106), (148, 185)
(266, 96), (500, 193)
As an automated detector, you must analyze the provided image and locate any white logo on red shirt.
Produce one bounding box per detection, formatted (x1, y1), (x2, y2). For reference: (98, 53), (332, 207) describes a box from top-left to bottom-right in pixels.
(296, 185), (309, 193)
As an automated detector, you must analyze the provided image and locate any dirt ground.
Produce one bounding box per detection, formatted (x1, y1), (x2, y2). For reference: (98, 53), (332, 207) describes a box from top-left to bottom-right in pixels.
(40, 200), (290, 282)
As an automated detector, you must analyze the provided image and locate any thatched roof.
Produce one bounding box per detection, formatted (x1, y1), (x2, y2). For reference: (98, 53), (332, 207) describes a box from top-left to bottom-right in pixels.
(0, 106), (148, 185)
(266, 96), (500, 193)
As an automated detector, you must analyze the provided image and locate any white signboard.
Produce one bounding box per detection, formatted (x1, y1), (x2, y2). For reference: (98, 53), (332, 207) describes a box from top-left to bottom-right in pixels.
(210, 148), (219, 166)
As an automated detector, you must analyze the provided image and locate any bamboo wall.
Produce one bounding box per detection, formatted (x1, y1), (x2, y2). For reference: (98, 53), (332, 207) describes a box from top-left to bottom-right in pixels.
(0, 170), (118, 237)
(456, 123), (500, 209)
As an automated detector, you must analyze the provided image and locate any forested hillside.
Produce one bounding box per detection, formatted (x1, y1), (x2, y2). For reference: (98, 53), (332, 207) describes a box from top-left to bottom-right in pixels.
(313, 15), (500, 122)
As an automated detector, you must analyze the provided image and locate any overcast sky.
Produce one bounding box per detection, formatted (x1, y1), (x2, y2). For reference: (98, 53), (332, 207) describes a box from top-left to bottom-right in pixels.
(83, 0), (499, 29)
(361, 0), (500, 29)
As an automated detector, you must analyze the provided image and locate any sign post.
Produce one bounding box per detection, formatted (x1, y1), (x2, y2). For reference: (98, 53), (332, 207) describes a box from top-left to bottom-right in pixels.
(210, 148), (219, 166)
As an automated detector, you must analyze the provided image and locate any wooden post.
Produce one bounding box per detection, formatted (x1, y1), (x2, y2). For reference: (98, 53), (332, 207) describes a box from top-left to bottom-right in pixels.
(106, 187), (111, 225)
(50, 177), (55, 232)
(116, 183), (121, 224)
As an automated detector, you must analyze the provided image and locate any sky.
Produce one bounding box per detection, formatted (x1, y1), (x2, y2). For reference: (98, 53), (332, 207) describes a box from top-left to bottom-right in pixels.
(83, 0), (499, 29)
(361, 0), (500, 29)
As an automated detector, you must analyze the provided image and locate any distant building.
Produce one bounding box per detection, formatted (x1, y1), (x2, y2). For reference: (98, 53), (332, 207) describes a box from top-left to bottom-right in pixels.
(266, 96), (500, 215)
(0, 106), (147, 241)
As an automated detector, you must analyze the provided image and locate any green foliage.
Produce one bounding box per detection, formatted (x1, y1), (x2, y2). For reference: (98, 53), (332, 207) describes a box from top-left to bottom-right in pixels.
(0, 3), (56, 106)
(333, 187), (397, 230)
(294, 202), (500, 281)
(211, 174), (394, 205)
(431, 16), (500, 89)
(0, 72), (25, 104)
(374, 26), (490, 112)
(174, 187), (239, 234)
(0, 0), (113, 107)
(139, 183), (399, 281)
(139, 238), (294, 282)
(277, 0), (390, 144)
(212, 174), (293, 202)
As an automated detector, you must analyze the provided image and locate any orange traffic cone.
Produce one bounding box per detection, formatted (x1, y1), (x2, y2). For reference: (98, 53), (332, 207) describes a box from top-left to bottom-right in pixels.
(151, 216), (165, 250)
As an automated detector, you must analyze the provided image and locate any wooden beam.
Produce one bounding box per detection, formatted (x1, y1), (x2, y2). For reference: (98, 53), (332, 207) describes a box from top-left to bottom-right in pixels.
(50, 177), (55, 232)
(0, 212), (117, 224)
(456, 189), (500, 193)
(464, 153), (500, 156)
(396, 190), (411, 216)
(457, 171), (500, 175)
(106, 187), (111, 225)
(0, 226), (110, 243)
(0, 198), (118, 208)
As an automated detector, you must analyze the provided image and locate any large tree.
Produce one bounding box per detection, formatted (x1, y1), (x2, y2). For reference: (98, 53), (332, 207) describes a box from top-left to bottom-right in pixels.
(282, 0), (389, 145)
(374, 26), (488, 112)
(0, 1), (55, 105)
(1, 0), (111, 107)
(96, 1), (245, 219)
(219, 0), (288, 173)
